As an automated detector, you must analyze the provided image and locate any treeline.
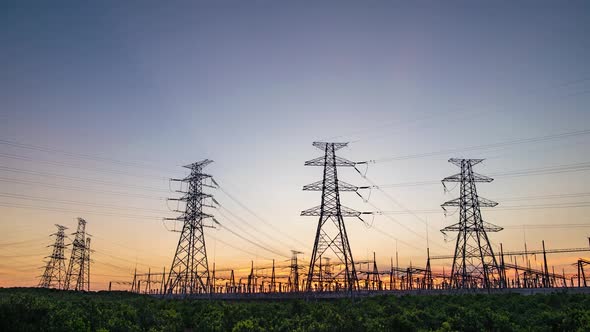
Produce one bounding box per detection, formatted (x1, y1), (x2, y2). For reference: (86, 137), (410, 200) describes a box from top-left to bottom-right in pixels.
(1, 288), (590, 331)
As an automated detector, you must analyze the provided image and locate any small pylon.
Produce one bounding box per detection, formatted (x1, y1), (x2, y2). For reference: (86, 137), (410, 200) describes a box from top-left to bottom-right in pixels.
(38, 224), (68, 289)
(289, 250), (302, 292)
(64, 218), (88, 291)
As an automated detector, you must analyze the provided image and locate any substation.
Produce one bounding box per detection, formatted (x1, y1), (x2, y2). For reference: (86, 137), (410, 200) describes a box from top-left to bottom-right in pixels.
(37, 142), (590, 298)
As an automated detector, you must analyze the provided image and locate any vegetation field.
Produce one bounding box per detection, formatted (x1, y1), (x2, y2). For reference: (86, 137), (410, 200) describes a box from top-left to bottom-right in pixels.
(1, 288), (590, 331)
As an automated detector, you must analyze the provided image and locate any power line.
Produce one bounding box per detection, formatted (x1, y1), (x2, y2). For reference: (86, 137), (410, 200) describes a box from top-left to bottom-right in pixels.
(217, 204), (292, 249)
(208, 233), (275, 261)
(0, 152), (169, 180)
(369, 224), (427, 252)
(503, 223), (590, 230)
(0, 202), (164, 220)
(378, 202), (590, 215)
(363, 199), (447, 250)
(0, 138), (179, 173)
(355, 171), (445, 244)
(0, 166), (170, 193)
(365, 129), (590, 164)
(501, 192), (590, 202)
(376, 161), (590, 188)
(0, 177), (166, 200)
(216, 183), (307, 249)
(215, 208), (292, 255)
(214, 218), (290, 258)
(0, 192), (168, 214)
(321, 76), (590, 143)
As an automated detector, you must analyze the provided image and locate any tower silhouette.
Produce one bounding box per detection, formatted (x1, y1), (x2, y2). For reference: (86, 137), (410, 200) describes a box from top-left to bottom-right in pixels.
(302, 142), (361, 293)
(64, 218), (88, 291)
(38, 224), (68, 289)
(440, 158), (503, 289)
(165, 159), (215, 295)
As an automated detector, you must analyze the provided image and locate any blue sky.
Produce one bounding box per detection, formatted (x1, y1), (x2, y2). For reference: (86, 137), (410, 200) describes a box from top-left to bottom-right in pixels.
(1, 1), (589, 288)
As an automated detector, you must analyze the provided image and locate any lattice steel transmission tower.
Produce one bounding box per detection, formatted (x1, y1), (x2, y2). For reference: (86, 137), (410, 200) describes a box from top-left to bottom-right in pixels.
(440, 158), (503, 289)
(302, 142), (361, 293)
(38, 224), (68, 289)
(64, 218), (89, 291)
(165, 159), (215, 295)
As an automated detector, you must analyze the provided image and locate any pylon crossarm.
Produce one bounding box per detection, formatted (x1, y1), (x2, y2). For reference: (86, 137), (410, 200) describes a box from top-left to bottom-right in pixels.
(441, 223), (462, 232)
(482, 222), (503, 232)
(442, 173), (462, 183)
(478, 197), (498, 207)
(449, 158), (485, 166)
(304, 156), (357, 167)
(301, 206), (361, 217)
(312, 142), (348, 151)
(183, 159), (213, 168)
(303, 180), (359, 191)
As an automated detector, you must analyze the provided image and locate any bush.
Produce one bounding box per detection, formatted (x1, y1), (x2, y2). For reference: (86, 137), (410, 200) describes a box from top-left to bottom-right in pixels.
(1, 288), (590, 331)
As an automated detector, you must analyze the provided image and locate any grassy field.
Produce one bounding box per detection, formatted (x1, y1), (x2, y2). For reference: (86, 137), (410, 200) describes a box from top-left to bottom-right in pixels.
(1, 287), (589, 331)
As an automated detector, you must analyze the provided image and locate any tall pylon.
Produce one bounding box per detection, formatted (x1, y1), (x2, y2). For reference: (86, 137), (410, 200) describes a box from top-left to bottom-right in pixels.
(165, 159), (215, 295)
(38, 224), (68, 289)
(302, 142), (361, 293)
(440, 158), (503, 289)
(64, 218), (88, 291)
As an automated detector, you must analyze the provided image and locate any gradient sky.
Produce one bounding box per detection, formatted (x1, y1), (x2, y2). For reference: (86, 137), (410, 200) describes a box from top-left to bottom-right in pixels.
(1, 1), (590, 290)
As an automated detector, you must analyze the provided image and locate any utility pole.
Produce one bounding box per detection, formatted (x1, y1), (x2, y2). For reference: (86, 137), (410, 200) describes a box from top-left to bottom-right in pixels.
(440, 159), (503, 289)
(165, 159), (215, 295)
(64, 218), (88, 291)
(302, 142), (362, 293)
(38, 224), (68, 289)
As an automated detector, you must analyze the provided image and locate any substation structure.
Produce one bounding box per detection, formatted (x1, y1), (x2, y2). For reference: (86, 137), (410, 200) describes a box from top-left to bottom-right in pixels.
(34, 144), (588, 296)
(113, 146), (590, 298)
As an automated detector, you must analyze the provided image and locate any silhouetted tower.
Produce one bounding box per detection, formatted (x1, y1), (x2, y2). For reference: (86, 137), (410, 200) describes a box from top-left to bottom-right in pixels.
(289, 250), (302, 292)
(423, 248), (433, 290)
(229, 270), (236, 293)
(440, 158), (503, 289)
(64, 218), (88, 291)
(302, 142), (361, 293)
(38, 224), (68, 289)
(270, 259), (276, 293)
(165, 159), (215, 295)
(371, 252), (382, 290)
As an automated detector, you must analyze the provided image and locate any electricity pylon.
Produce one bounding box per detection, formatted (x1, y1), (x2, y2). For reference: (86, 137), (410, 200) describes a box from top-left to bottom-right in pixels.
(440, 158), (503, 289)
(38, 224), (68, 289)
(302, 142), (361, 293)
(64, 218), (88, 291)
(165, 159), (215, 295)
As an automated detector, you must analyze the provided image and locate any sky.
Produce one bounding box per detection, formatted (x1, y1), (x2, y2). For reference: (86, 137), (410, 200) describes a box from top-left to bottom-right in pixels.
(1, 1), (589, 290)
